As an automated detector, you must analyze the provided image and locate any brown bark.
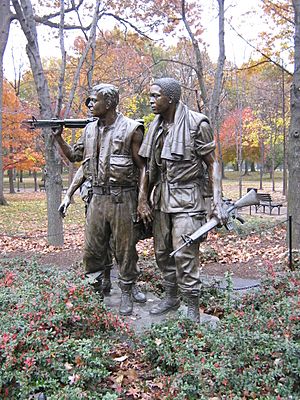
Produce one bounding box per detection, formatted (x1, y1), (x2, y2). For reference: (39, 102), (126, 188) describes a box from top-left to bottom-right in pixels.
(288, 0), (300, 249)
(8, 169), (15, 193)
(181, 0), (209, 114)
(0, 0), (13, 205)
(12, 0), (64, 245)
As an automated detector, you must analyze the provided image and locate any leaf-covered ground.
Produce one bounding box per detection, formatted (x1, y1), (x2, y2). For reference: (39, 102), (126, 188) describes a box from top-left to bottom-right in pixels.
(0, 192), (289, 279)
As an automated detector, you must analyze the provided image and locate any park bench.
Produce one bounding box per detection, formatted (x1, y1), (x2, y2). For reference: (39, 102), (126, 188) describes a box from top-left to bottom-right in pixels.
(38, 183), (67, 193)
(255, 193), (283, 215)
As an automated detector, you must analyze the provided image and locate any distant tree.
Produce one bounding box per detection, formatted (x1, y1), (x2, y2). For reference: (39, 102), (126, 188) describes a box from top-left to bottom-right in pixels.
(2, 81), (43, 175)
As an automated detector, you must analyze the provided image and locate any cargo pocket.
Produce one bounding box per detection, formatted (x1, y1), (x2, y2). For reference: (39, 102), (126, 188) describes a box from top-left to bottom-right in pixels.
(109, 155), (134, 183)
(169, 185), (194, 209)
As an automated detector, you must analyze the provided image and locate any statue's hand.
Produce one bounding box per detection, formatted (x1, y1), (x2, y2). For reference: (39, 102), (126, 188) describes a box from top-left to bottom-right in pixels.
(137, 200), (153, 225)
(52, 125), (63, 138)
(211, 200), (229, 227)
(58, 195), (71, 217)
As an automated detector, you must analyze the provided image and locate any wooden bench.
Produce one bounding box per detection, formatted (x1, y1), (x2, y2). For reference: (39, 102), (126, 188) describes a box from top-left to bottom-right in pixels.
(255, 193), (283, 215)
(39, 183), (67, 193)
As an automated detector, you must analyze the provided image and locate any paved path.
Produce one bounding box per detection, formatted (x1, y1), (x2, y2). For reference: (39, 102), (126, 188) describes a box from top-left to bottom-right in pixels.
(104, 283), (220, 334)
(103, 268), (260, 334)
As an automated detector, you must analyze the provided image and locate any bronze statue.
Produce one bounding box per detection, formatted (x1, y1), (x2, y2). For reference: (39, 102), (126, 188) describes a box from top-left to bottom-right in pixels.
(139, 77), (228, 323)
(58, 166), (112, 295)
(54, 83), (150, 316)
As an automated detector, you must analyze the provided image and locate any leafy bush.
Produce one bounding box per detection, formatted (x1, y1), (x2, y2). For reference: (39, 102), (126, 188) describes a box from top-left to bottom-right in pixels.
(0, 258), (129, 399)
(1, 257), (299, 399)
(142, 267), (300, 399)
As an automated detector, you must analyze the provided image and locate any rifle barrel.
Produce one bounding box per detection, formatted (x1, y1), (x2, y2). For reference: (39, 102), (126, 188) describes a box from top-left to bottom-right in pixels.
(22, 117), (98, 129)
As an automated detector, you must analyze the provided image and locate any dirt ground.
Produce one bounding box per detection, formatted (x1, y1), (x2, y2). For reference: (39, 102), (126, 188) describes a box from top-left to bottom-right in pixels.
(0, 191), (288, 281)
(2, 228), (287, 281)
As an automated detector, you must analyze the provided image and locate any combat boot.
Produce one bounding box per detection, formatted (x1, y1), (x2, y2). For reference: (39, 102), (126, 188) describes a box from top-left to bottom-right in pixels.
(102, 265), (112, 295)
(119, 282), (133, 316)
(185, 290), (200, 323)
(150, 285), (180, 315)
(132, 284), (146, 303)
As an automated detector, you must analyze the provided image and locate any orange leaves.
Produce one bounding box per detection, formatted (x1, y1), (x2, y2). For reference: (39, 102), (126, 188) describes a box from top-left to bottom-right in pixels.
(220, 107), (261, 164)
(2, 79), (44, 171)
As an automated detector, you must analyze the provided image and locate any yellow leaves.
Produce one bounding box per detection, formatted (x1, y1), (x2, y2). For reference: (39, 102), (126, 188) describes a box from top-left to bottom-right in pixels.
(2, 80), (44, 171)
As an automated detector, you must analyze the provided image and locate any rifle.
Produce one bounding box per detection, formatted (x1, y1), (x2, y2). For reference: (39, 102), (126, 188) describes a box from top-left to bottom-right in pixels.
(169, 189), (259, 257)
(22, 116), (98, 130)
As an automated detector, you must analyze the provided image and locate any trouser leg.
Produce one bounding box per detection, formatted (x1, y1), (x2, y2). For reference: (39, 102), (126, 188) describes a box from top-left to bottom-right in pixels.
(150, 211), (180, 315)
(153, 210), (177, 287)
(172, 212), (206, 322)
(102, 239), (114, 295)
(83, 195), (112, 298)
(110, 190), (140, 285)
(83, 195), (112, 274)
(172, 212), (206, 293)
(110, 190), (145, 312)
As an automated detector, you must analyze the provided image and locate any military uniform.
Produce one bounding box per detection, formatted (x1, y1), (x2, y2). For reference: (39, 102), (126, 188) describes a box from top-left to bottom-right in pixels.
(139, 102), (215, 295)
(68, 113), (143, 284)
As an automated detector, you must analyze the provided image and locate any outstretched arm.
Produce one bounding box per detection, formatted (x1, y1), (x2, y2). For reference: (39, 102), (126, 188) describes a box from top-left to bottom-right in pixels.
(58, 166), (86, 217)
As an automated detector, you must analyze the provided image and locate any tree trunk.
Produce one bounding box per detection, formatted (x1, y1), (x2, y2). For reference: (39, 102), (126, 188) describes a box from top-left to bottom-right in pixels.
(0, 0), (12, 205)
(288, 0), (300, 249)
(250, 161), (256, 172)
(282, 62), (287, 196)
(181, 0), (209, 113)
(12, 0), (63, 245)
(209, 0), (225, 128)
(271, 123), (277, 191)
(259, 139), (264, 190)
(8, 169), (15, 193)
(33, 170), (37, 192)
(243, 160), (249, 175)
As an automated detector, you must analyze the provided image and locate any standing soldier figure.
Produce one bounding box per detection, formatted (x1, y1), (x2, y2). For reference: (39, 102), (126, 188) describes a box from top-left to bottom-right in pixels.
(54, 83), (150, 316)
(138, 77), (227, 322)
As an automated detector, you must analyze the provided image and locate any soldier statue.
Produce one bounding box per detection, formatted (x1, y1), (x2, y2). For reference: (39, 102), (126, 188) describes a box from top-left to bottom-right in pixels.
(138, 77), (227, 322)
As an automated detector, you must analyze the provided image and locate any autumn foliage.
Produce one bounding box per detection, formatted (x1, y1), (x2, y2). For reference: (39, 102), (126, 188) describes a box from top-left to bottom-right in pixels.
(220, 107), (261, 165)
(2, 80), (44, 172)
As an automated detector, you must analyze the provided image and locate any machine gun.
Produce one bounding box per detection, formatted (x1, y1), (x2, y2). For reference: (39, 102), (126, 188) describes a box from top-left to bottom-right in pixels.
(22, 116), (98, 130)
(169, 189), (259, 257)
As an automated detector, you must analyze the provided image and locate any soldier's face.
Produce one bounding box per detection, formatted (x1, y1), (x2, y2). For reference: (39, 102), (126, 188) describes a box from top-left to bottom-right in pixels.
(92, 93), (108, 117)
(86, 95), (97, 112)
(149, 85), (171, 115)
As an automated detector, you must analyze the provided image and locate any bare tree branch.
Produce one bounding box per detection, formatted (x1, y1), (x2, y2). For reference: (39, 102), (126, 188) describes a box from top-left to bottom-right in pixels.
(103, 13), (153, 40)
(228, 21), (293, 76)
(181, 0), (208, 113)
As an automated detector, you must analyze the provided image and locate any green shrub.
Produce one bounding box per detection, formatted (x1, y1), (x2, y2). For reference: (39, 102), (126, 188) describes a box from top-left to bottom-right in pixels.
(142, 267), (300, 399)
(0, 259), (129, 399)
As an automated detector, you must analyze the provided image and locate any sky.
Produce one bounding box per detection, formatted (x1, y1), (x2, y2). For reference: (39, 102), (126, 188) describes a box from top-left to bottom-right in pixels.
(3, 0), (290, 82)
